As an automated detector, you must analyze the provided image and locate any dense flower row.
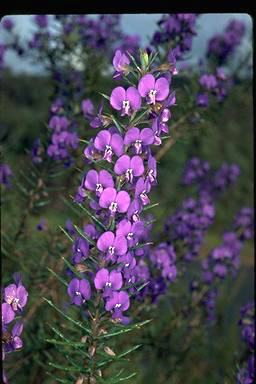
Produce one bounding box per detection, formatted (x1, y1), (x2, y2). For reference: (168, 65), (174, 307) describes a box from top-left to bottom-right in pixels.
(150, 14), (199, 59)
(63, 47), (176, 324)
(2, 273), (28, 383)
(207, 19), (246, 65)
(236, 302), (255, 384)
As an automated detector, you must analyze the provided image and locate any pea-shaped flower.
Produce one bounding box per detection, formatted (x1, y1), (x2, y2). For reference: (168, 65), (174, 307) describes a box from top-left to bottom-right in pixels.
(10, 321), (24, 351)
(4, 283), (28, 312)
(105, 291), (130, 317)
(97, 231), (127, 262)
(99, 187), (130, 216)
(94, 268), (122, 297)
(94, 130), (124, 163)
(110, 86), (141, 116)
(114, 155), (144, 184)
(67, 278), (91, 306)
(113, 50), (130, 78)
(124, 127), (155, 154)
(116, 218), (145, 247)
(138, 74), (169, 105)
(146, 155), (157, 184)
(135, 177), (151, 206)
(72, 237), (89, 264)
(83, 169), (114, 196)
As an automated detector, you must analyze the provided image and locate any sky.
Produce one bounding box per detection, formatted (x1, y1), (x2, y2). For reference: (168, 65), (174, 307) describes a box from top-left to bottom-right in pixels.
(0, 13), (252, 74)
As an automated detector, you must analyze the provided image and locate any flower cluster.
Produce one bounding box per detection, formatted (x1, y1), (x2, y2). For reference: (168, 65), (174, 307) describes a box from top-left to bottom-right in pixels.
(0, 164), (12, 188)
(182, 157), (240, 198)
(236, 302), (255, 384)
(46, 107), (79, 165)
(197, 206), (253, 323)
(2, 273), (28, 383)
(233, 207), (254, 241)
(65, 48), (176, 324)
(151, 14), (199, 59)
(196, 68), (232, 107)
(207, 19), (246, 65)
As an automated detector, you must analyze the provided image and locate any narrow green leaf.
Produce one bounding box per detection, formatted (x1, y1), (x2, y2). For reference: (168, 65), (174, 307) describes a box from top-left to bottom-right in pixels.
(60, 196), (82, 217)
(143, 202), (160, 211)
(48, 362), (81, 372)
(73, 224), (96, 246)
(118, 344), (142, 359)
(19, 170), (36, 187)
(35, 200), (51, 207)
(99, 92), (110, 100)
(99, 319), (152, 339)
(61, 256), (84, 279)
(59, 226), (74, 242)
(132, 242), (153, 250)
(78, 203), (107, 231)
(111, 115), (124, 134)
(43, 298), (91, 334)
(16, 182), (29, 196)
(79, 139), (91, 145)
(47, 267), (69, 287)
(45, 339), (87, 348)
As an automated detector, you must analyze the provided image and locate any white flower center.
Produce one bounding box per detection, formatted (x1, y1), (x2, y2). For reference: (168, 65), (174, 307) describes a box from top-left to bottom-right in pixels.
(75, 291), (81, 296)
(115, 303), (122, 308)
(108, 246), (115, 255)
(105, 282), (112, 287)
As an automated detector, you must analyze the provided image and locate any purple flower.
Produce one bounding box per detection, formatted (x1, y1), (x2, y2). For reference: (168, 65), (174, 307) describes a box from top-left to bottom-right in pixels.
(94, 268), (122, 297)
(48, 116), (70, 132)
(213, 263), (228, 278)
(113, 50), (130, 78)
(10, 321), (24, 350)
(35, 15), (48, 28)
(138, 74), (169, 105)
(2, 303), (15, 326)
(65, 219), (76, 235)
(114, 155), (144, 183)
(72, 237), (89, 264)
(196, 93), (209, 107)
(124, 127), (155, 154)
(82, 99), (95, 116)
(94, 130), (124, 162)
(110, 86), (141, 116)
(67, 278), (91, 306)
(99, 187), (130, 215)
(105, 291), (130, 317)
(2, 18), (14, 31)
(127, 199), (142, 222)
(4, 283), (28, 312)
(84, 224), (99, 240)
(117, 252), (137, 273)
(83, 170), (114, 197)
(135, 177), (151, 206)
(116, 219), (145, 247)
(0, 164), (12, 188)
(97, 231), (127, 262)
(146, 155), (157, 184)
(199, 74), (217, 90)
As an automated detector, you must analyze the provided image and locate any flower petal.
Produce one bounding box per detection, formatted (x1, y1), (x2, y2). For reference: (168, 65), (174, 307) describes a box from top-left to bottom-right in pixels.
(109, 270), (123, 290)
(138, 74), (155, 97)
(131, 156), (144, 177)
(124, 127), (140, 145)
(97, 231), (115, 252)
(114, 155), (130, 175)
(126, 87), (141, 110)
(79, 279), (91, 300)
(114, 235), (128, 256)
(140, 128), (155, 145)
(68, 278), (80, 298)
(99, 170), (114, 188)
(155, 77), (169, 101)
(110, 134), (124, 157)
(116, 191), (131, 213)
(110, 87), (126, 110)
(84, 170), (98, 191)
(94, 130), (111, 151)
(94, 268), (109, 289)
(99, 187), (117, 208)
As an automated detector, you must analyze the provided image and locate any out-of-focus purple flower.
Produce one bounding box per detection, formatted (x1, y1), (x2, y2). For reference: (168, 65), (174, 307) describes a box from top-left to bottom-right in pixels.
(65, 219), (76, 235)
(0, 164), (12, 188)
(67, 278), (91, 306)
(72, 237), (89, 264)
(110, 86), (141, 116)
(2, 18), (14, 31)
(196, 93), (209, 107)
(34, 15), (48, 28)
(31, 138), (44, 164)
(37, 218), (48, 231)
